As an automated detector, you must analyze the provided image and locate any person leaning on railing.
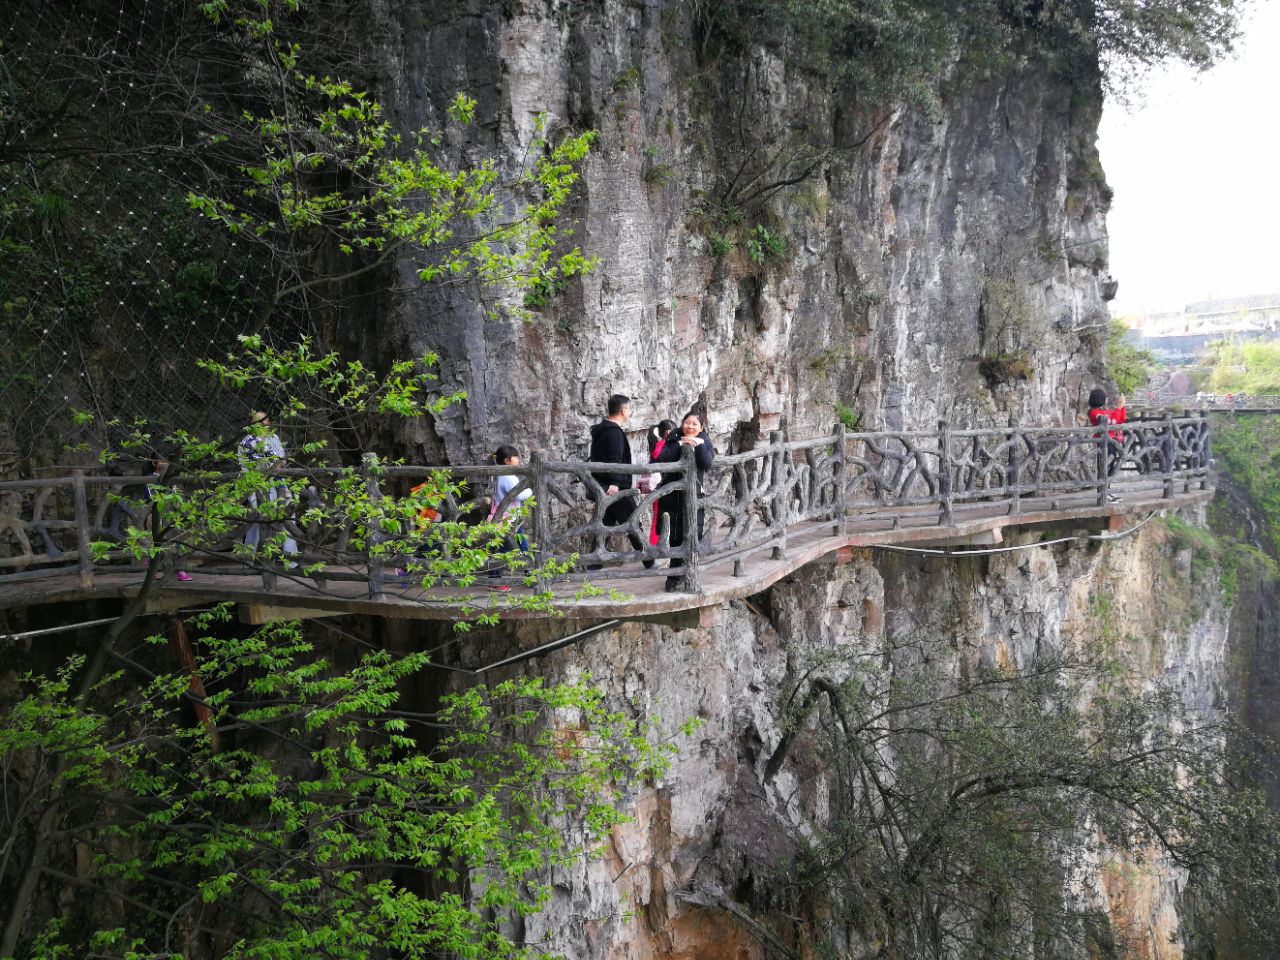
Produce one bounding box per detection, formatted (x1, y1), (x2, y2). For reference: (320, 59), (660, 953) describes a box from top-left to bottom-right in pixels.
(1086, 387), (1126, 501)
(654, 411), (714, 592)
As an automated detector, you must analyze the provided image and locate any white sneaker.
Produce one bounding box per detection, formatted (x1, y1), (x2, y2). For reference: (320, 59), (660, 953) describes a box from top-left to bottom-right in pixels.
(1106, 494), (1121, 504)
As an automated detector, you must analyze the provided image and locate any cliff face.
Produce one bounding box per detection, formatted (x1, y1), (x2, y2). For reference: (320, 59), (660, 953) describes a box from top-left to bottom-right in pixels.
(362, 0), (1114, 463)
(418, 518), (1226, 959)
(358, 2), (1216, 956)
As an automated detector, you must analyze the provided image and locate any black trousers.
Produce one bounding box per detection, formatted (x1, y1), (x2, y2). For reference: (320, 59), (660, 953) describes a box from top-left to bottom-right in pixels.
(660, 492), (704, 569)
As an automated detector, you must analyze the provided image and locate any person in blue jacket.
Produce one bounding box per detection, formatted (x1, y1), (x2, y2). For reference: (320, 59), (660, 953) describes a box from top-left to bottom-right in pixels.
(654, 411), (714, 592)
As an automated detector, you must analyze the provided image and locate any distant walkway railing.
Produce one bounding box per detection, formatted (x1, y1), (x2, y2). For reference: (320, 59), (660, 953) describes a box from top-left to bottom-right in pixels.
(0, 415), (1213, 597)
(1133, 390), (1280, 411)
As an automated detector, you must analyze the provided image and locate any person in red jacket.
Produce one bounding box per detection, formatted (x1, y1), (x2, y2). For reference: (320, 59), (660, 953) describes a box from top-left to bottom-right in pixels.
(1087, 387), (1127, 501)
(641, 419), (677, 547)
(1087, 387), (1127, 439)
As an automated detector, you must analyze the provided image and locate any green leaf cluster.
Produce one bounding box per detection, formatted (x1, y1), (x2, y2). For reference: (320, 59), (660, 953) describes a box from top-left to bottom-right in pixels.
(1106, 320), (1157, 395)
(2, 611), (679, 958)
(1205, 338), (1280, 396)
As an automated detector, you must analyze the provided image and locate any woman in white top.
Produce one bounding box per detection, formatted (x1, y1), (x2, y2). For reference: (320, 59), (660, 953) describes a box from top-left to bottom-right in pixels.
(488, 445), (532, 586)
(239, 411), (298, 559)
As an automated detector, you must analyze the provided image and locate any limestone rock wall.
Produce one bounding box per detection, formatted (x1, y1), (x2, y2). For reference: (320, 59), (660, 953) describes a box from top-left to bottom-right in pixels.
(360, 0), (1113, 464)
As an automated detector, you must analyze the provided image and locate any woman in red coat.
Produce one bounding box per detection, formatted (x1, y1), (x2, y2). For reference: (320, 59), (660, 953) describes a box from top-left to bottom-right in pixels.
(641, 419), (677, 547)
(1087, 387), (1127, 499)
(1087, 387), (1127, 439)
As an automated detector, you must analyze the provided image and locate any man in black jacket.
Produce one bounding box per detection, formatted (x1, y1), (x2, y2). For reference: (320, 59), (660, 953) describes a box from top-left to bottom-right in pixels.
(588, 394), (652, 567)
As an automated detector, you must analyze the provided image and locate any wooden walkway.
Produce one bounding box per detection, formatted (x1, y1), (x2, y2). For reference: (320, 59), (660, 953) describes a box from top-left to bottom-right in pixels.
(1, 415), (1215, 622)
(2, 482), (1211, 622)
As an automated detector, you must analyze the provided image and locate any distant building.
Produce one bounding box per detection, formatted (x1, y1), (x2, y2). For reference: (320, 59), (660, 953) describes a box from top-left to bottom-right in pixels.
(1124, 293), (1280, 364)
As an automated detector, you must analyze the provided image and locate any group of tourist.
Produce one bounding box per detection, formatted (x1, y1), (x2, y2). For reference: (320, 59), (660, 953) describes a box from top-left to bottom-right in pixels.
(482, 394), (713, 592)
(586, 394), (714, 592)
(224, 387), (1128, 591)
(231, 396), (713, 593)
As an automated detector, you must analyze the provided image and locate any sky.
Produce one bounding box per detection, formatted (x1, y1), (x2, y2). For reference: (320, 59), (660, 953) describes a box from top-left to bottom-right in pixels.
(1098, 0), (1280, 317)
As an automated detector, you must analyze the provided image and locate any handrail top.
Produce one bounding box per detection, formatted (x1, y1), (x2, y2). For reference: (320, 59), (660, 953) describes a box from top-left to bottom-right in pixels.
(0, 415), (1212, 488)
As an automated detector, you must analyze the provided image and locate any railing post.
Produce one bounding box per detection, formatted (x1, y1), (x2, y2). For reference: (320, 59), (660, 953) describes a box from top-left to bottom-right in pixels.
(1096, 419), (1111, 507)
(1007, 418), (1021, 516)
(681, 443), (702, 593)
(1199, 410), (1211, 491)
(530, 451), (552, 593)
(937, 420), (953, 526)
(832, 422), (848, 536)
(362, 454), (385, 600)
(1161, 412), (1175, 499)
(71, 470), (94, 589)
(769, 429), (788, 560)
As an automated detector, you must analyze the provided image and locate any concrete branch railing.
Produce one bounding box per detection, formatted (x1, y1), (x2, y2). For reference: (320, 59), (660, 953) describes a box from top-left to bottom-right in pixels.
(0, 415), (1213, 597)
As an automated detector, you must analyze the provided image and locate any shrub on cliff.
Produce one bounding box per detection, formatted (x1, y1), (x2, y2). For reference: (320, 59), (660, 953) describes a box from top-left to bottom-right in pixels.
(689, 0), (1245, 103)
(765, 634), (1280, 958)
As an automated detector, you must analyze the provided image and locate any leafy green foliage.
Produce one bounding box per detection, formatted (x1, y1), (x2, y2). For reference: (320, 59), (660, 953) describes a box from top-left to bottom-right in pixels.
(186, 2), (597, 323)
(1206, 338), (1280, 395)
(745, 224), (785, 265)
(774, 633), (1280, 958)
(809, 347), (855, 379)
(706, 232), (732, 257)
(1161, 514), (1276, 606)
(2, 611), (683, 959)
(1106, 319), (1156, 394)
(2, 0), (599, 466)
(979, 350), (1035, 385)
(834, 400), (861, 431)
(1209, 414), (1280, 554)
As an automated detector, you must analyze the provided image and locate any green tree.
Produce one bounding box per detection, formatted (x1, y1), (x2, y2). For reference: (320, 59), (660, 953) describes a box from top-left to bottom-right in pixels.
(1, 611), (685, 959)
(0, 3), (650, 955)
(689, 0), (1244, 104)
(1, 0), (595, 461)
(1207, 338), (1280, 395)
(1106, 319), (1156, 394)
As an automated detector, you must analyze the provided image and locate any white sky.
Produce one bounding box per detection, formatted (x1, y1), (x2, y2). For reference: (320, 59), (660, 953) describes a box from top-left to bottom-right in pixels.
(1098, 0), (1280, 317)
